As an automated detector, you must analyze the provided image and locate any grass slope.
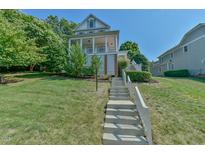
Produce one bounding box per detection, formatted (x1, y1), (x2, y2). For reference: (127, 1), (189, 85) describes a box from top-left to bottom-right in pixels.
(0, 73), (109, 144)
(137, 77), (205, 144)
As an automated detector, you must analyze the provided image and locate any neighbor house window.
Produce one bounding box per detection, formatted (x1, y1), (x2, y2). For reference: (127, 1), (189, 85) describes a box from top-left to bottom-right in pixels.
(171, 64), (174, 70)
(184, 45), (188, 52)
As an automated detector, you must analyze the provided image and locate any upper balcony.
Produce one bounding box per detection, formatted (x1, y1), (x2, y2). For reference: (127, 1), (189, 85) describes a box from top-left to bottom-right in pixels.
(69, 35), (118, 55)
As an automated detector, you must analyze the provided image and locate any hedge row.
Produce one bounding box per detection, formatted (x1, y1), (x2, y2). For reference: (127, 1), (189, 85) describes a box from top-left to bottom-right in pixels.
(126, 70), (151, 82)
(164, 69), (190, 77)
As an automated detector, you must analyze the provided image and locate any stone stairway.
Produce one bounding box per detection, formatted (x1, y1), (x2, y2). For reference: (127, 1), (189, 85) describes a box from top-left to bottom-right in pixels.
(103, 77), (148, 145)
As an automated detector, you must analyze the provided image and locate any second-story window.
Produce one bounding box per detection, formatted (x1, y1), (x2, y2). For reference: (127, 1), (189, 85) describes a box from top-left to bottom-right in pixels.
(88, 19), (95, 28)
(184, 45), (188, 52)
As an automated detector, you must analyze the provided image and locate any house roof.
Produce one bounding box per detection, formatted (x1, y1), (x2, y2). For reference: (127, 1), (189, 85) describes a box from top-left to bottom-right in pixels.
(74, 14), (111, 31)
(158, 23), (205, 58)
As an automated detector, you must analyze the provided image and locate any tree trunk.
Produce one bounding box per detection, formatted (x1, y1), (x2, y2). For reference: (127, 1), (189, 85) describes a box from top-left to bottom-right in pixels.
(0, 74), (5, 84)
(30, 65), (35, 72)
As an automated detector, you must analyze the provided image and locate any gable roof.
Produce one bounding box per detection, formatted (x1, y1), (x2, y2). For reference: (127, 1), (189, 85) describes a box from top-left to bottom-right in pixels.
(74, 14), (111, 31)
(179, 23), (205, 45)
(158, 23), (205, 58)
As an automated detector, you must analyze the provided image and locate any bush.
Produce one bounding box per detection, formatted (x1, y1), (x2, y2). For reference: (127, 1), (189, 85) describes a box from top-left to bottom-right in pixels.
(65, 44), (86, 77)
(118, 57), (129, 76)
(126, 70), (151, 82)
(164, 69), (190, 77)
(81, 66), (94, 77)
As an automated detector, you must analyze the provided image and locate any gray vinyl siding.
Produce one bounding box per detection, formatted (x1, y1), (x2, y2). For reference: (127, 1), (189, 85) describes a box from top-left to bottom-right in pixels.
(180, 26), (205, 44)
(153, 25), (205, 76)
(174, 37), (205, 75)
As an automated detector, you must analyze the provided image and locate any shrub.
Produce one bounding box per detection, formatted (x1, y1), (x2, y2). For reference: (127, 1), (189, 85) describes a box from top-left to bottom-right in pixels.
(81, 66), (94, 77)
(126, 70), (151, 82)
(118, 57), (129, 76)
(164, 69), (190, 77)
(91, 55), (101, 74)
(65, 44), (86, 77)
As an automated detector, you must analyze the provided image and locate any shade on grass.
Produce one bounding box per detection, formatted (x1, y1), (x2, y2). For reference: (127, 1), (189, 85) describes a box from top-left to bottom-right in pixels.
(0, 73), (109, 144)
(136, 77), (205, 144)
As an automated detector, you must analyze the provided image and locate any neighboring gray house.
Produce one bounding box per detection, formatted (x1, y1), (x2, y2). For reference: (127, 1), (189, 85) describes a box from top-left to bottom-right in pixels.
(68, 14), (127, 76)
(151, 23), (205, 76)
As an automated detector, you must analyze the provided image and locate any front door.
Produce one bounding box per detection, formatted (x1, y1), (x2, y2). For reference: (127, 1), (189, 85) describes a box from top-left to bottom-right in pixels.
(107, 55), (115, 75)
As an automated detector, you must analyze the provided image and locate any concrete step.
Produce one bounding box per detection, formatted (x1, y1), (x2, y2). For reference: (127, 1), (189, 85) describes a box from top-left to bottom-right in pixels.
(112, 77), (123, 80)
(109, 96), (129, 100)
(112, 81), (124, 84)
(111, 86), (128, 90)
(112, 83), (125, 87)
(106, 108), (138, 116)
(110, 89), (129, 93)
(107, 100), (136, 109)
(105, 115), (141, 125)
(103, 133), (148, 145)
(103, 123), (144, 136)
(110, 93), (129, 97)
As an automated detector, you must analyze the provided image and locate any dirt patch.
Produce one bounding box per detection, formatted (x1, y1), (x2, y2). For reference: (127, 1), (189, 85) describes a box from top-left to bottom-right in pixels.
(0, 78), (23, 85)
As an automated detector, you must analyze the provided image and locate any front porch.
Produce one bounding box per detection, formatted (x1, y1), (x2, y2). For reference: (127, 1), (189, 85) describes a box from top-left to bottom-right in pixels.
(69, 35), (118, 54)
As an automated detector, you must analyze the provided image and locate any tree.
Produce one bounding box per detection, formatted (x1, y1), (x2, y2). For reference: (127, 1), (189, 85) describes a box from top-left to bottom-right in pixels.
(45, 15), (77, 46)
(91, 55), (101, 73)
(0, 10), (69, 72)
(0, 14), (46, 82)
(120, 41), (140, 60)
(133, 54), (149, 71)
(66, 44), (86, 77)
(91, 55), (101, 91)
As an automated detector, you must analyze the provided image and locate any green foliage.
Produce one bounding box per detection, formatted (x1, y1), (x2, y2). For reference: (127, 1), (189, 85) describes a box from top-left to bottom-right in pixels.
(66, 44), (86, 77)
(126, 70), (151, 82)
(0, 10), (73, 72)
(120, 41), (140, 60)
(81, 66), (94, 77)
(133, 53), (149, 71)
(91, 55), (101, 74)
(45, 15), (77, 46)
(0, 11), (46, 68)
(120, 41), (150, 71)
(118, 57), (129, 76)
(164, 69), (190, 77)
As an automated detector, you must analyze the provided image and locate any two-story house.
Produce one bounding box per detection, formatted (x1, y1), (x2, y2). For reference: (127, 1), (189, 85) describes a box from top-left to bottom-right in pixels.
(68, 14), (127, 76)
(151, 23), (205, 76)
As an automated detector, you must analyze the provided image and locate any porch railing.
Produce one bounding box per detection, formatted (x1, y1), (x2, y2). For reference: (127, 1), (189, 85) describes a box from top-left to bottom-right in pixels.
(122, 69), (152, 144)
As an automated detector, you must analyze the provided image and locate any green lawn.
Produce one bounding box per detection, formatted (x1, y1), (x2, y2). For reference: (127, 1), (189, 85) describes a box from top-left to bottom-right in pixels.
(137, 77), (205, 144)
(0, 73), (109, 144)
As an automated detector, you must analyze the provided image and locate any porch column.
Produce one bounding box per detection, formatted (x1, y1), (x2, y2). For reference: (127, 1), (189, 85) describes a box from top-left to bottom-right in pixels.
(68, 39), (71, 49)
(115, 35), (118, 51)
(167, 63), (169, 70)
(93, 37), (95, 53)
(80, 38), (83, 49)
(105, 36), (108, 52)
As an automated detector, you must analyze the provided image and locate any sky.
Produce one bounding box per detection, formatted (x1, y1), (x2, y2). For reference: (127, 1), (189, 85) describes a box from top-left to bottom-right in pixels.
(22, 9), (205, 61)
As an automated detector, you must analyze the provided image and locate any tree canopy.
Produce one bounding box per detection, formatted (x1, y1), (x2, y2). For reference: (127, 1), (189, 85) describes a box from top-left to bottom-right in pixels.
(120, 40), (149, 71)
(120, 41), (140, 60)
(0, 10), (77, 72)
(0, 11), (46, 68)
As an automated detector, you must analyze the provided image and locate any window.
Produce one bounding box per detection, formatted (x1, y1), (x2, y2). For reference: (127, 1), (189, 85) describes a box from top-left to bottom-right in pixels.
(184, 45), (188, 52)
(171, 53), (173, 58)
(88, 18), (95, 28)
(171, 64), (174, 70)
